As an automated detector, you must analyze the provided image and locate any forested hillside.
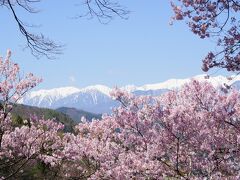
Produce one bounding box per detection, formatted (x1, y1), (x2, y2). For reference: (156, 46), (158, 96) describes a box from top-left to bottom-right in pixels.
(11, 104), (75, 132)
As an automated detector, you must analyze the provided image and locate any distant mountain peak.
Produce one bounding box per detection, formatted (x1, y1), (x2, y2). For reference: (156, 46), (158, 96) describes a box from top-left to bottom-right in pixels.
(80, 84), (111, 96)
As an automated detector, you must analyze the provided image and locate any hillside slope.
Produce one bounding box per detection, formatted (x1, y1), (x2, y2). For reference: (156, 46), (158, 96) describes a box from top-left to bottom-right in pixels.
(56, 107), (102, 123)
(11, 104), (76, 132)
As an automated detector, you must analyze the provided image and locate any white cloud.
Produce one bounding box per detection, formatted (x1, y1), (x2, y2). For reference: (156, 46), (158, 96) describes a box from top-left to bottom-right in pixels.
(69, 75), (76, 83)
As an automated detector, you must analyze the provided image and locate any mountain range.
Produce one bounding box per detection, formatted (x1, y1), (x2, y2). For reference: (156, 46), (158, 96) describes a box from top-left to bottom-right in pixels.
(19, 74), (240, 114)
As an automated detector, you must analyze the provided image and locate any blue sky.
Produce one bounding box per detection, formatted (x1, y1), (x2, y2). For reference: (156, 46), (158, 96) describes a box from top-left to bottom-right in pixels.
(0, 1), (230, 89)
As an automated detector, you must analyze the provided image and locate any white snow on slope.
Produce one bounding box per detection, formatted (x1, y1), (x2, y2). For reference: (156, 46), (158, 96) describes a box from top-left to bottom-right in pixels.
(80, 85), (111, 96)
(28, 87), (81, 98)
(137, 74), (240, 91)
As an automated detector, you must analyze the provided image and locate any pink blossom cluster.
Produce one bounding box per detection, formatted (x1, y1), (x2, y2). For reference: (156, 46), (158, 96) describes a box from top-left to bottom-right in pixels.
(1, 117), (64, 165)
(0, 50), (42, 104)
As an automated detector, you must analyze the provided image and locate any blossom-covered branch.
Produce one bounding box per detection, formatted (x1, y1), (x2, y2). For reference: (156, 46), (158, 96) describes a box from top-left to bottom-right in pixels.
(171, 0), (240, 72)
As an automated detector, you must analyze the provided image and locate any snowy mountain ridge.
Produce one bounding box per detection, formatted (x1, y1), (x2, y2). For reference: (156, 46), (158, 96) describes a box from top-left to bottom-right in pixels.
(20, 74), (240, 113)
(137, 74), (240, 91)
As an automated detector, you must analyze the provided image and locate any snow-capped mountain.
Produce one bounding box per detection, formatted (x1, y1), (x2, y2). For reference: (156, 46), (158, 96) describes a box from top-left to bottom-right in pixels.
(20, 74), (240, 113)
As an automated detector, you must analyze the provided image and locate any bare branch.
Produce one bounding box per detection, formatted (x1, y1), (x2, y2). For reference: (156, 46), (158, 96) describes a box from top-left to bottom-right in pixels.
(76, 0), (130, 24)
(3, 0), (63, 59)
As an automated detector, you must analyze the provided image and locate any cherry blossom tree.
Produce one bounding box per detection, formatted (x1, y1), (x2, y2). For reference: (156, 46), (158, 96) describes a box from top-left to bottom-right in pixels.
(0, 50), (42, 146)
(171, 0), (240, 72)
(0, 50), (64, 179)
(62, 81), (240, 179)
